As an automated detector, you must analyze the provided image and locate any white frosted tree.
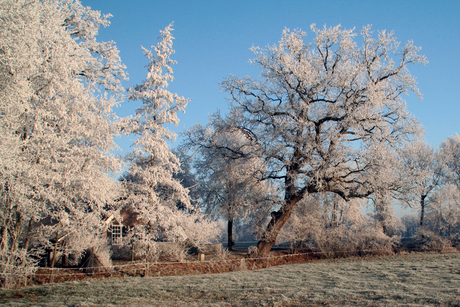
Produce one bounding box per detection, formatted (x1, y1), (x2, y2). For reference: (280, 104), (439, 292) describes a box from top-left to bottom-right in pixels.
(121, 24), (218, 255)
(0, 0), (126, 285)
(220, 25), (426, 256)
(421, 134), (460, 245)
(439, 134), (460, 191)
(359, 144), (407, 236)
(183, 114), (277, 250)
(398, 141), (443, 229)
(423, 184), (460, 249)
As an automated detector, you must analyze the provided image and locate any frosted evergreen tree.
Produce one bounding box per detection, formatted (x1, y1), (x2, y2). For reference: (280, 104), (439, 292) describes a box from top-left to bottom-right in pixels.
(122, 24), (217, 255)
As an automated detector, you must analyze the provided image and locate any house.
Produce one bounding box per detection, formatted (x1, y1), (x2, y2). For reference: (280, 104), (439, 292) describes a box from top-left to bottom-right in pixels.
(105, 206), (142, 245)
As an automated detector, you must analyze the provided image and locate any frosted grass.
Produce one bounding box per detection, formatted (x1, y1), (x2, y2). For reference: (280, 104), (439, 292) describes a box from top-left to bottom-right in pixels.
(1, 253), (459, 306)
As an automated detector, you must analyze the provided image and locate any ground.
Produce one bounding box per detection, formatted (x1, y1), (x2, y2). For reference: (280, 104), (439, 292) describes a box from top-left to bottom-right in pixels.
(1, 252), (460, 306)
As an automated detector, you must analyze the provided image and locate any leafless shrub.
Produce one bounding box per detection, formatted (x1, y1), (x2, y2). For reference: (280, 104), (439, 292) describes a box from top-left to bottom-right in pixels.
(418, 229), (456, 253)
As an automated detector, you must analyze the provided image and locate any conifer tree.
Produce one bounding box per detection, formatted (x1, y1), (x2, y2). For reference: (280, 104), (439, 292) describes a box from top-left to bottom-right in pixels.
(122, 24), (217, 252)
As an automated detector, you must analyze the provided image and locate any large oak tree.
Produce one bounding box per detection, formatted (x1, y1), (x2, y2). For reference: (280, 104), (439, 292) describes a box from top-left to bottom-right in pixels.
(219, 25), (426, 256)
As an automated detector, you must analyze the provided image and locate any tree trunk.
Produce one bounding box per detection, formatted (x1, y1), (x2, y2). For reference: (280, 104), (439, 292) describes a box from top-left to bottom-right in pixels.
(227, 218), (234, 251)
(420, 194), (426, 227)
(51, 230), (59, 268)
(420, 194), (427, 240)
(256, 165), (304, 257)
(256, 207), (293, 257)
(331, 202), (338, 228)
(12, 212), (21, 252)
(1, 200), (12, 253)
(0, 216), (10, 253)
(1, 182), (11, 253)
(23, 219), (34, 251)
(375, 203), (389, 236)
(132, 243), (135, 262)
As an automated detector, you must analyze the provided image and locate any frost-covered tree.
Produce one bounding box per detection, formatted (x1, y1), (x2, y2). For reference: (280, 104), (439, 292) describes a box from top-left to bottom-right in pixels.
(0, 0), (126, 285)
(398, 141), (443, 228)
(220, 25), (426, 256)
(183, 115), (277, 250)
(439, 134), (460, 191)
(121, 24), (218, 253)
(359, 144), (408, 236)
(423, 184), (460, 249)
(418, 135), (460, 245)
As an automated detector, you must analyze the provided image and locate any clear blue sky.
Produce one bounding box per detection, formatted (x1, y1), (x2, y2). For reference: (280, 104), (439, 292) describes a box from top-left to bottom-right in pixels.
(81, 0), (459, 152)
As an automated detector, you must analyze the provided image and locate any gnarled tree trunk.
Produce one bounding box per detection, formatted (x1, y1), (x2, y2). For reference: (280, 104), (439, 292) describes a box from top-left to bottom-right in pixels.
(256, 189), (301, 257)
(256, 208), (293, 257)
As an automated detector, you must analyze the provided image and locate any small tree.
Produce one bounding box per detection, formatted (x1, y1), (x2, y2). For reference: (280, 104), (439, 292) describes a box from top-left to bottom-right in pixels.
(398, 141), (443, 229)
(422, 184), (460, 250)
(439, 134), (460, 191)
(183, 117), (277, 250)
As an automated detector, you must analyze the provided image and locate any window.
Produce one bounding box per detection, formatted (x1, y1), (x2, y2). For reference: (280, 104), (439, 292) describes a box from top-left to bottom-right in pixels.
(110, 224), (123, 245)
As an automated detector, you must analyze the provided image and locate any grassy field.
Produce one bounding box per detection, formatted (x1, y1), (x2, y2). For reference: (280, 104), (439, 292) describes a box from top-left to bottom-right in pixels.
(1, 253), (460, 306)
